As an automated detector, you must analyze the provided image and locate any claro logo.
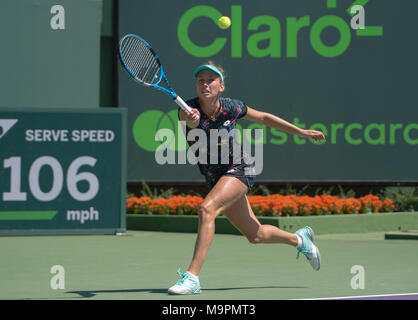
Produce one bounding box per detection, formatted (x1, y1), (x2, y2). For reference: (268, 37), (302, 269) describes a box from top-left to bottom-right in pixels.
(177, 2), (383, 58)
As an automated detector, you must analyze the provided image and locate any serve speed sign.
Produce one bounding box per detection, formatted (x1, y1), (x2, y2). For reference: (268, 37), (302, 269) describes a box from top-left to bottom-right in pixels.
(0, 108), (126, 235)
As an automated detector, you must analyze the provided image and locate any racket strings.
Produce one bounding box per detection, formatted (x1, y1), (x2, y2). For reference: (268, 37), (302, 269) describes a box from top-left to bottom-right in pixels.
(121, 36), (161, 85)
(122, 37), (151, 79)
(122, 37), (145, 75)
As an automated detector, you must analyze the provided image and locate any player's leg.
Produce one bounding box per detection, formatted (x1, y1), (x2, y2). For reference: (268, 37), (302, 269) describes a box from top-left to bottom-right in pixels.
(224, 195), (298, 245)
(187, 175), (248, 275)
(168, 175), (248, 295)
(225, 194), (321, 270)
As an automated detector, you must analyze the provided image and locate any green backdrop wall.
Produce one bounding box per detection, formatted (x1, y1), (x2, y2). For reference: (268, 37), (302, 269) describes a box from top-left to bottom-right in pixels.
(0, 0), (103, 108)
(117, 0), (418, 184)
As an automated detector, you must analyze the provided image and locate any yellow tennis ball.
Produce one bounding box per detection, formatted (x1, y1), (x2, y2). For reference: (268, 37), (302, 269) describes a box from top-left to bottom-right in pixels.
(218, 16), (231, 29)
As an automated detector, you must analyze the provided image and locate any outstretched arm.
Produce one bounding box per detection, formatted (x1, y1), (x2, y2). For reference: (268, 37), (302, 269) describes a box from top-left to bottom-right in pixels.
(243, 107), (325, 143)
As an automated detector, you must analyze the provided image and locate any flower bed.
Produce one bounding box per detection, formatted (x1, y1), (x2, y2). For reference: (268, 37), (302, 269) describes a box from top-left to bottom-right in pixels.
(127, 194), (395, 216)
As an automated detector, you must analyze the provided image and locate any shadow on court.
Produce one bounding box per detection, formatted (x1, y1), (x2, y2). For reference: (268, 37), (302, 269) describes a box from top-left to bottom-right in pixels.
(67, 285), (308, 298)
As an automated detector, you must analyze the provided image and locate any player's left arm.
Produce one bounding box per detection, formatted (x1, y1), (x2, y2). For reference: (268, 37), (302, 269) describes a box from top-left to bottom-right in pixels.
(243, 107), (326, 143)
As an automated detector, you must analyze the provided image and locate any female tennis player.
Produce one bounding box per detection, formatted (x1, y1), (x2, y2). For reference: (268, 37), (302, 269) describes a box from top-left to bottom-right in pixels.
(168, 61), (325, 295)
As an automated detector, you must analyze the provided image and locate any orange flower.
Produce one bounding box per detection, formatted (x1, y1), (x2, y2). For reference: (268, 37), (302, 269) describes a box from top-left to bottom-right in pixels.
(126, 193), (395, 216)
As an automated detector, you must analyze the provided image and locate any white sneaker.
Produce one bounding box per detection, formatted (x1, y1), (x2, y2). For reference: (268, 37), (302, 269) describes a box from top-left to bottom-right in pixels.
(168, 269), (201, 295)
(295, 226), (321, 271)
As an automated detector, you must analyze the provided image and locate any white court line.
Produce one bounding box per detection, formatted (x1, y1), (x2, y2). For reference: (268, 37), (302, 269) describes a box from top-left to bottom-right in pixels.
(296, 292), (418, 300)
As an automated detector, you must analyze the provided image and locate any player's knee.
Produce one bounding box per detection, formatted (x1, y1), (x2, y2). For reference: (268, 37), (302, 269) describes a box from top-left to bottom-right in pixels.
(247, 235), (259, 244)
(198, 204), (215, 224)
(246, 228), (265, 244)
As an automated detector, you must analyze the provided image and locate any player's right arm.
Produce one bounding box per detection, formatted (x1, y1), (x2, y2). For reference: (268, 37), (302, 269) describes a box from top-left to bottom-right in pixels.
(179, 108), (200, 128)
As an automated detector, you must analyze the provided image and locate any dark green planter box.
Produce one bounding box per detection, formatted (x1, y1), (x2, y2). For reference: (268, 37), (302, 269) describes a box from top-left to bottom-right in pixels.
(126, 214), (280, 235)
(385, 231), (418, 240)
(127, 212), (418, 235)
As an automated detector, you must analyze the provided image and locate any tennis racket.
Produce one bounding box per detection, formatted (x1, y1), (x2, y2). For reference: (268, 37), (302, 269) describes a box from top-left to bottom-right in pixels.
(119, 34), (192, 112)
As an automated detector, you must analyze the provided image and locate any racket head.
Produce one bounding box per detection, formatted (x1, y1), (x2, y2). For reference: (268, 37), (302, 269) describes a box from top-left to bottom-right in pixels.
(119, 34), (163, 86)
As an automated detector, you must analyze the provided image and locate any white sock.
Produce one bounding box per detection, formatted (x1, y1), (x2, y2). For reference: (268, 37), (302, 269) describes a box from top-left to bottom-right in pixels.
(296, 234), (303, 249)
(187, 271), (199, 280)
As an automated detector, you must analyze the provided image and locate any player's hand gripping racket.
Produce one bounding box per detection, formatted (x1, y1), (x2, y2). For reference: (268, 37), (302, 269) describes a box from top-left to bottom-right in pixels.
(119, 34), (192, 112)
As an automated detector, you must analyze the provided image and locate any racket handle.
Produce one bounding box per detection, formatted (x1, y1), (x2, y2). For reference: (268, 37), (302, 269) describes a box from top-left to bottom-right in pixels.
(174, 96), (192, 113)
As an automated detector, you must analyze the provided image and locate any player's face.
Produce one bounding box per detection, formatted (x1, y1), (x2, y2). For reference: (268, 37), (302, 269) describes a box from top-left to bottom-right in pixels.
(195, 70), (225, 100)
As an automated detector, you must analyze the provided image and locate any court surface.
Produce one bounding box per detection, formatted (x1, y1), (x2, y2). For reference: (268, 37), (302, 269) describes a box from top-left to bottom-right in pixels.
(1, 230), (417, 300)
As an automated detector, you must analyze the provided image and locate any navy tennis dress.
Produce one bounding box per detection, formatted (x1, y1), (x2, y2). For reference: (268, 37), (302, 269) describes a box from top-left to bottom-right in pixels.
(179, 97), (256, 190)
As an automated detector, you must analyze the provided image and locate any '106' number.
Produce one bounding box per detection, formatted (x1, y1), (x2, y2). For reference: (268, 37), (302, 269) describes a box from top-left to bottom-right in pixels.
(2, 156), (99, 202)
